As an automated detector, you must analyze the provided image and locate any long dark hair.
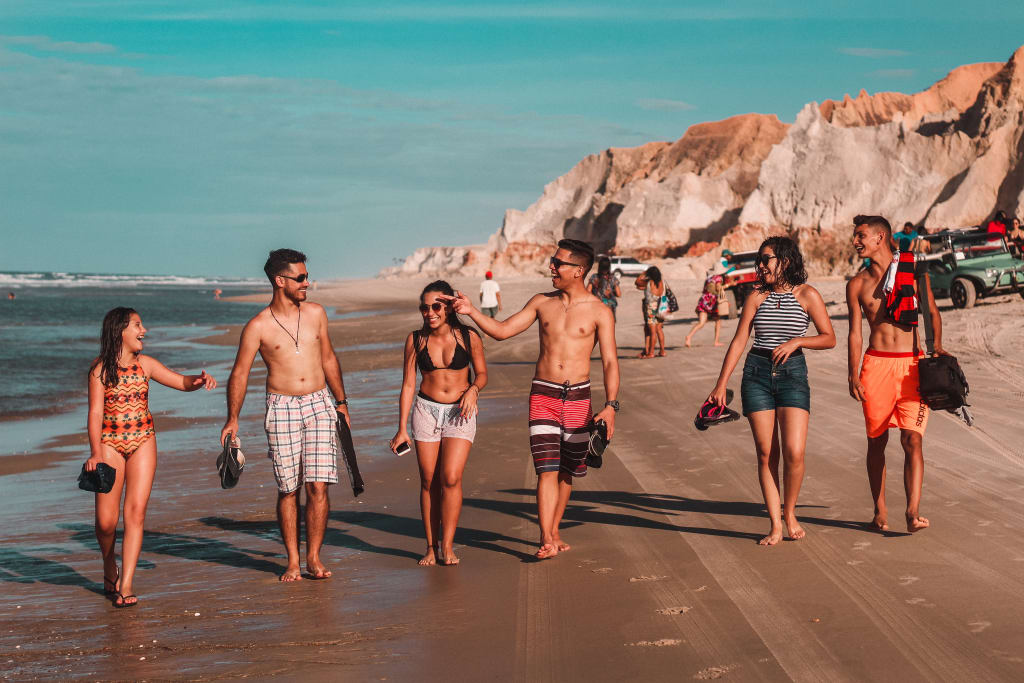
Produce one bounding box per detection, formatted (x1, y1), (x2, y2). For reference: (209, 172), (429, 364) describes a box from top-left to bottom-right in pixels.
(597, 256), (611, 275)
(644, 266), (662, 285)
(420, 280), (474, 338)
(96, 307), (137, 387)
(755, 236), (807, 292)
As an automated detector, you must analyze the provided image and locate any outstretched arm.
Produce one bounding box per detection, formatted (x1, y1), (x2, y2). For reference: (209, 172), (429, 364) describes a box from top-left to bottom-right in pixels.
(591, 306), (620, 438)
(709, 291), (763, 405)
(221, 319), (260, 444)
(846, 278), (866, 401)
(319, 306), (350, 426)
(144, 355), (217, 392)
(444, 291), (540, 340)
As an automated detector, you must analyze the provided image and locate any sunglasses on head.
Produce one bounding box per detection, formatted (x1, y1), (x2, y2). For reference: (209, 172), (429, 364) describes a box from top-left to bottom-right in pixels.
(419, 302), (446, 314)
(550, 256), (582, 269)
(279, 273), (309, 283)
(756, 254), (778, 267)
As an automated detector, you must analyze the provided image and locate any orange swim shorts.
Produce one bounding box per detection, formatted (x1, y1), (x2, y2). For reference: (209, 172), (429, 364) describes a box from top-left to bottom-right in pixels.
(859, 349), (930, 438)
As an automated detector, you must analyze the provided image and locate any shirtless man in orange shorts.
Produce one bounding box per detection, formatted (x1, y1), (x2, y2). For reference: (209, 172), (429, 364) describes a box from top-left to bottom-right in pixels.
(444, 239), (619, 559)
(846, 215), (947, 533)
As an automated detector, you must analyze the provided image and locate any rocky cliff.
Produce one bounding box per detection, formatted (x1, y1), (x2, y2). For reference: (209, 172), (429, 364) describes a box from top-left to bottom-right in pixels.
(383, 47), (1024, 278)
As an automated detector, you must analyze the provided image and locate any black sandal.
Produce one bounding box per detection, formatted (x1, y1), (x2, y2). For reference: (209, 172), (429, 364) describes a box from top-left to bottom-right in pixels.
(103, 570), (119, 598)
(114, 593), (138, 609)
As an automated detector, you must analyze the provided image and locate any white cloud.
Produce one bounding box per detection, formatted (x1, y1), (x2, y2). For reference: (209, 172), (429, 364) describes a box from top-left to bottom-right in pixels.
(0, 34), (117, 54)
(636, 98), (697, 112)
(839, 47), (910, 58)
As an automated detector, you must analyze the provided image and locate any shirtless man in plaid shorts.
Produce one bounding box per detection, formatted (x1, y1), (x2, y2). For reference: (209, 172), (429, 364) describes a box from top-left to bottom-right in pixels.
(221, 249), (351, 581)
(446, 239), (620, 559)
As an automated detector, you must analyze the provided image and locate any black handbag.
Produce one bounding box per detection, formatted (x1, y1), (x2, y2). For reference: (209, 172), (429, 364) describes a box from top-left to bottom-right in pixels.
(915, 272), (970, 414)
(78, 462), (116, 494)
(665, 286), (680, 314)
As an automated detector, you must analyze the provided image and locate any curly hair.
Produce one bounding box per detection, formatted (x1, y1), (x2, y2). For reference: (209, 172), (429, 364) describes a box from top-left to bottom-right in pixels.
(95, 307), (138, 387)
(755, 236), (807, 291)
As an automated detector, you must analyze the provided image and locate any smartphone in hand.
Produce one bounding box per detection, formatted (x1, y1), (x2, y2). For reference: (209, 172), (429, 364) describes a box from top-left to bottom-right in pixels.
(394, 441), (411, 456)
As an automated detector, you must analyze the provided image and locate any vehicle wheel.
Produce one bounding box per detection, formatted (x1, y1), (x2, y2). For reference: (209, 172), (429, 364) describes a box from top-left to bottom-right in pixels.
(950, 277), (976, 309)
(725, 289), (738, 319)
(612, 269), (622, 278)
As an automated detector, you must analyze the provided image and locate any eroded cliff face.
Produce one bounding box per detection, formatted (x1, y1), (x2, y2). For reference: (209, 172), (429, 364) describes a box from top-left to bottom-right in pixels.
(384, 47), (1024, 278)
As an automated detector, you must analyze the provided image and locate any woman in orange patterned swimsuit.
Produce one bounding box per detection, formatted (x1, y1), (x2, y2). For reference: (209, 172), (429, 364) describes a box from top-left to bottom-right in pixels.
(85, 307), (217, 608)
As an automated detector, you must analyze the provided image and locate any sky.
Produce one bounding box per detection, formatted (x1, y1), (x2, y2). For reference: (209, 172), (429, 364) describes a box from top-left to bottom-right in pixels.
(2, 1), (1023, 279)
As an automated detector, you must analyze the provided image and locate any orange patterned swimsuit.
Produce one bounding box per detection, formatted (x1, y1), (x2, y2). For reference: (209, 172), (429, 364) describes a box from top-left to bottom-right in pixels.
(101, 362), (155, 457)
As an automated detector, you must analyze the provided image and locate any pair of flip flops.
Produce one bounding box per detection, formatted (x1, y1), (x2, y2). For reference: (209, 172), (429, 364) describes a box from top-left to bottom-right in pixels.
(217, 433), (246, 489)
(694, 389), (741, 431)
(585, 419), (609, 469)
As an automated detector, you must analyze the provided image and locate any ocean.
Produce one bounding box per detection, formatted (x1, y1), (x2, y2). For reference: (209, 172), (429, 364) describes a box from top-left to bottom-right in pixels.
(0, 272), (268, 419)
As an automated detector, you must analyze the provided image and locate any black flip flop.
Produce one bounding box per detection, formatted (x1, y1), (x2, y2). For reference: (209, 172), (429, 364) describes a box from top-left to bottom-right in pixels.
(103, 570), (119, 597)
(114, 593), (138, 609)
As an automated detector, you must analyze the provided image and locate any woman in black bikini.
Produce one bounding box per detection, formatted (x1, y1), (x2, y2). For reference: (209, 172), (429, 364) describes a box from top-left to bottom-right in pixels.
(389, 281), (488, 566)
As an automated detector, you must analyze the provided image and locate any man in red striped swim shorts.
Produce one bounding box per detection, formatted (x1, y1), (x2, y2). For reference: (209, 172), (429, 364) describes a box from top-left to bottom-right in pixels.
(446, 239), (620, 559)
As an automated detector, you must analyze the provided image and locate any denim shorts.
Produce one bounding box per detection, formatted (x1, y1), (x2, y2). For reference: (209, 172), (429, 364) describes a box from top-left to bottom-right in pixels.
(740, 351), (810, 416)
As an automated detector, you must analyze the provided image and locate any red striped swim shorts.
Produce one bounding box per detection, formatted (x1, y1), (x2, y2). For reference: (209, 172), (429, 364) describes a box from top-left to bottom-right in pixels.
(528, 378), (592, 477)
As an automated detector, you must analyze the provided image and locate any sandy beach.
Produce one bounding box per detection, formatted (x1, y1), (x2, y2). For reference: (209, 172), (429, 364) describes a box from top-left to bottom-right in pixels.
(3, 274), (1024, 681)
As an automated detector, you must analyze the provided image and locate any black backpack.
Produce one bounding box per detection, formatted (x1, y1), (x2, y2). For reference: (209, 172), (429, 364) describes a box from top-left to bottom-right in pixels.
(915, 271), (970, 413)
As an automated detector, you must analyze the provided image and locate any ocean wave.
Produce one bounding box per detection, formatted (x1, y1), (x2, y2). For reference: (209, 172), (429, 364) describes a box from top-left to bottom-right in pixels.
(0, 272), (266, 288)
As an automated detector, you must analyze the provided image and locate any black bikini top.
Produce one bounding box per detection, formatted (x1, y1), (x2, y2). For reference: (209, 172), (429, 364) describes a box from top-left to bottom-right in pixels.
(413, 327), (473, 373)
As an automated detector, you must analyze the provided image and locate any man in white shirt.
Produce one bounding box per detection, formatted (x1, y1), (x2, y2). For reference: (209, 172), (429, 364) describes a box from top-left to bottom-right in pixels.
(479, 271), (502, 318)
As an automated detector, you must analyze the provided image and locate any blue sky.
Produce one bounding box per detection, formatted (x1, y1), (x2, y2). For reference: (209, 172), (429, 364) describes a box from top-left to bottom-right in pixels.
(2, 1), (1023, 278)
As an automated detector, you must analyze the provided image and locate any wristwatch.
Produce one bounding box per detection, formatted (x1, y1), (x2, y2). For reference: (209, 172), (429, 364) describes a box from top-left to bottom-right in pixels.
(336, 399), (348, 406)
(604, 400), (620, 412)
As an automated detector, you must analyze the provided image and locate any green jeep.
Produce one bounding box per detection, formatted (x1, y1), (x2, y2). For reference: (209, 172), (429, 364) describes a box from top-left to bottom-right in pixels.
(925, 231), (1024, 308)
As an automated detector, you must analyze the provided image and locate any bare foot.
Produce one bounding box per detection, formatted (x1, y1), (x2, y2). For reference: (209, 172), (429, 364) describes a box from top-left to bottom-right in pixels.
(418, 547), (437, 566)
(657, 350), (666, 357)
(714, 342), (725, 347)
(306, 559), (332, 580)
(870, 513), (890, 532)
(684, 337), (692, 348)
(637, 351), (650, 358)
(907, 515), (930, 533)
(785, 516), (806, 540)
(552, 536), (571, 552)
(438, 548), (460, 566)
(279, 566), (303, 582)
(535, 543), (558, 560)
(759, 527), (784, 546)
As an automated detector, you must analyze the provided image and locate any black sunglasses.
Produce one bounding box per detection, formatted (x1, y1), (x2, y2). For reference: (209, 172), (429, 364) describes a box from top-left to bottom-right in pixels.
(419, 302), (446, 314)
(279, 273), (309, 283)
(755, 254), (778, 267)
(550, 256), (582, 269)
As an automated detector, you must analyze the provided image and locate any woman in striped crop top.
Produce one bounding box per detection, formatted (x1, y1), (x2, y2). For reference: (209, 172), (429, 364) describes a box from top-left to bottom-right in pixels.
(707, 237), (836, 546)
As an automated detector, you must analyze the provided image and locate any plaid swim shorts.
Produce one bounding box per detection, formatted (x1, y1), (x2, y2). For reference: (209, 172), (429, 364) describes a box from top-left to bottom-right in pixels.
(264, 387), (339, 493)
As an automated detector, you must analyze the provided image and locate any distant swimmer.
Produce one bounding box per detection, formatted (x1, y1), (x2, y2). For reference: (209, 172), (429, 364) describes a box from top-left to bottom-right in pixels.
(213, 288), (222, 300)
(221, 249), (351, 581)
(445, 239), (619, 560)
(86, 307), (217, 608)
(389, 280), (488, 566)
(7, 292), (14, 300)
(847, 215), (947, 533)
(706, 237), (836, 545)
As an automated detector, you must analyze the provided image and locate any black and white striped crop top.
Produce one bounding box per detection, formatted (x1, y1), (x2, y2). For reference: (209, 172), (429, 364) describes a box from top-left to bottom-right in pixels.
(751, 291), (809, 349)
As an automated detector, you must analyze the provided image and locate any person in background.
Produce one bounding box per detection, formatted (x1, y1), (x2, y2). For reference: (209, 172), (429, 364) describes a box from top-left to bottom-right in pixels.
(909, 226), (932, 254)
(986, 210), (1008, 235)
(895, 222), (918, 252)
(1007, 216), (1024, 253)
(587, 256), (622, 320)
(479, 271), (502, 318)
(641, 266), (667, 358)
(685, 271), (726, 347)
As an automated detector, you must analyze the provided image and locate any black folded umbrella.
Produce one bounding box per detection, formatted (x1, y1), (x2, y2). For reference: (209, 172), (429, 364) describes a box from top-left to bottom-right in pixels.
(337, 419), (365, 496)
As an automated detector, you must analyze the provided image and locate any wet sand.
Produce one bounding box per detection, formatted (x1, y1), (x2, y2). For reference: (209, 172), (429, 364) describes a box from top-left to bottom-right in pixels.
(2, 276), (1024, 680)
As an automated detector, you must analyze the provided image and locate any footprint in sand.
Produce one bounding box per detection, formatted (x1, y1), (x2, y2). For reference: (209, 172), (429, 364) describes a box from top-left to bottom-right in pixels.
(905, 597), (935, 608)
(592, 567), (613, 574)
(630, 575), (668, 583)
(626, 638), (682, 647)
(656, 606), (692, 615)
(693, 585), (708, 592)
(847, 560), (864, 566)
(898, 575), (919, 586)
(968, 620), (991, 634)
(945, 500), (960, 507)
(977, 520), (993, 527)
(853, 541), (871, 552)
(694, 664), (738, 679)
